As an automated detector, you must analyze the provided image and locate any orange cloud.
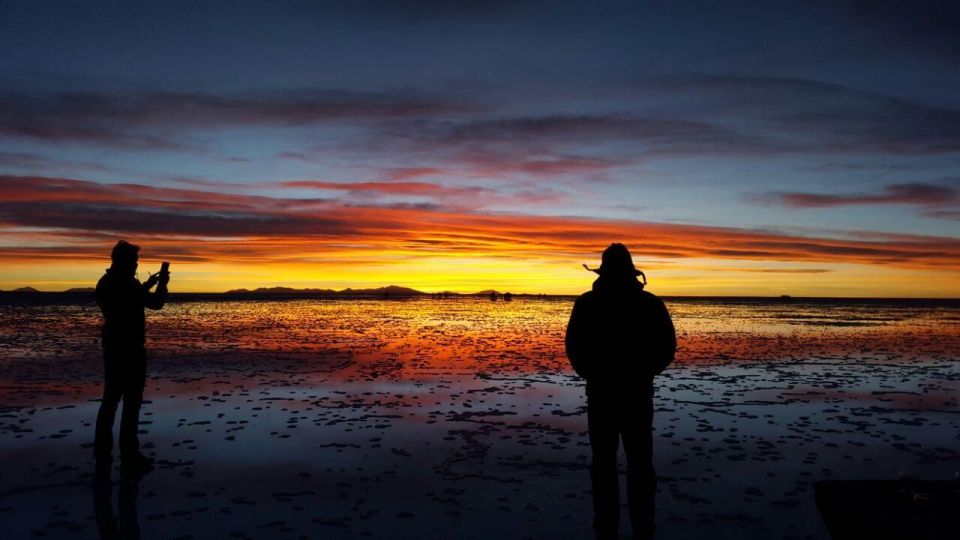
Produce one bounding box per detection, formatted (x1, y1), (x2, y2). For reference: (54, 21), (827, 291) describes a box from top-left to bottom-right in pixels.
(1, 175), (958, 293)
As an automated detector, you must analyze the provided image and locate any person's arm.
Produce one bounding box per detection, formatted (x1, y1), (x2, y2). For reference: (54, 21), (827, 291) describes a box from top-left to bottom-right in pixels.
(650, 297), (676, 375)
(142, 272), (168, 310)
(565, 295), (590, 378)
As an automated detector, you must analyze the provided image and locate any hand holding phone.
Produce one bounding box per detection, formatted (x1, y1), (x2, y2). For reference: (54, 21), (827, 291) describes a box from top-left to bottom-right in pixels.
(159, 261), (171, 286)
(143, 272), (160, 288)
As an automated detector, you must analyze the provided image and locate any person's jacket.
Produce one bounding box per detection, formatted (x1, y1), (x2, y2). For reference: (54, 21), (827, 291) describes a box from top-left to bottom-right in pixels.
(96, 269), (166, 348)
(565, 275), (675, 389)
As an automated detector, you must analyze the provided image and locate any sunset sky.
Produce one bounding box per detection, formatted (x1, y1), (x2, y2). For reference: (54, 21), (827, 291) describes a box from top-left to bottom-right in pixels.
(1, 1), (958, 296)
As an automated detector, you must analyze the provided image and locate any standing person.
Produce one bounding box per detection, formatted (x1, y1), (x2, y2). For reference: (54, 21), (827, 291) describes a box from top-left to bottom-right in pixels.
(93, 240), (169, 473)
(565, 243), (676, 539)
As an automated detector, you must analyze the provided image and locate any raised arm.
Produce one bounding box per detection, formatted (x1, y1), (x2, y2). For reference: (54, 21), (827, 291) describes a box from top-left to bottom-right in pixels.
(142, 273), (168, 310)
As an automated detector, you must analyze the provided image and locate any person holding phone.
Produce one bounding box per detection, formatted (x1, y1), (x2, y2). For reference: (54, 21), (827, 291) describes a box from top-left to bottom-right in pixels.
(93, 240), (170, 473)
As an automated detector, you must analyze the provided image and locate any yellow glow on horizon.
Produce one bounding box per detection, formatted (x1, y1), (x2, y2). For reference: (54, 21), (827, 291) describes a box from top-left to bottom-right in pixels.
(1, 257), (957, 298)
(2, 176), (958, 297)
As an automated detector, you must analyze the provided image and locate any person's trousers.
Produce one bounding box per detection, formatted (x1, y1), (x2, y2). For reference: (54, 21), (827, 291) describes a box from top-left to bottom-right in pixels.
(587, 388), (656, 538)
(94, 345), (146, 457)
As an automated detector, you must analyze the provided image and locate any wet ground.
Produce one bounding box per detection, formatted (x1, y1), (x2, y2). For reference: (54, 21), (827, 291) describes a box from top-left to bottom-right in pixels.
(1, 297), (958, 539)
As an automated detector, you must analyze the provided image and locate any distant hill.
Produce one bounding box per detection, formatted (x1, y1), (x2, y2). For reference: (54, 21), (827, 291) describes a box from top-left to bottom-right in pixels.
(224, 285), (423, 296)
(0, 285), (538, 298)
(0, 287), (93, 293)
(341, 285), (423, 296)
(225, 287), (337, 295)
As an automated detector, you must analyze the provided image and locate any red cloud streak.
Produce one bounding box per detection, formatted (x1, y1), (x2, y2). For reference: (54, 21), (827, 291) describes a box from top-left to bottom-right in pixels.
(1, 175), (959, 270)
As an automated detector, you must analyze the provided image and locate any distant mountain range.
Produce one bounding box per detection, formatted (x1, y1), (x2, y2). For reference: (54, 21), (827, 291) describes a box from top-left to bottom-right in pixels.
(224, 285), (424, 296)
(0, 285), (525, 297)
(0, 286), (91, 293)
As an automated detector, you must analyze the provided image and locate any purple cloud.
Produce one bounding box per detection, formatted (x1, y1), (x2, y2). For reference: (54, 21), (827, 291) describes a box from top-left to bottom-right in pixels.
(770, 182), (957, 208)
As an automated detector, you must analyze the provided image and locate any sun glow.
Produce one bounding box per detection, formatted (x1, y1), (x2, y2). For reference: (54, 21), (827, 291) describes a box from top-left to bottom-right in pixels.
(1, 176), (958, 297)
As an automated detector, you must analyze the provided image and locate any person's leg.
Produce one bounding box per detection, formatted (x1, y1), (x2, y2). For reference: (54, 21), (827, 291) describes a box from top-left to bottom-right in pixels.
(622, 395), (656, 538)
(94, 350), (123, 457)
(588, 390), (621, 539)
(118, 348), (147, 459)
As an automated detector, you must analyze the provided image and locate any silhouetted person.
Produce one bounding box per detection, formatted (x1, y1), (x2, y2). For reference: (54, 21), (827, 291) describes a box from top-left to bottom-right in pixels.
(94, 240), (169, 473)
(565, 243), (676, 539)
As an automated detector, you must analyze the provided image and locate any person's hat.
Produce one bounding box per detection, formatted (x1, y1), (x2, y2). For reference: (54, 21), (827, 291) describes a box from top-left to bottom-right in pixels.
(111, 240), (140, 263)
(583, 243), (646, 284)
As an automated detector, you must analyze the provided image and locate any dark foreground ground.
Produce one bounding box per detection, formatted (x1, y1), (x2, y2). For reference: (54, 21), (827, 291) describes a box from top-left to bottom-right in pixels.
(1, 298), (958, 539)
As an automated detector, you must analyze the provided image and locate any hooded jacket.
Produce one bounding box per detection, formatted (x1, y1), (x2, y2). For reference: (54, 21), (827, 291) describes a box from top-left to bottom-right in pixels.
(565, 274), (676, 390)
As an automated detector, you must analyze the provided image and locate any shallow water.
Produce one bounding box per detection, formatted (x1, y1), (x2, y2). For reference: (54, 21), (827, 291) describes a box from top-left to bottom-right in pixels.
(1, 297), (958, 539)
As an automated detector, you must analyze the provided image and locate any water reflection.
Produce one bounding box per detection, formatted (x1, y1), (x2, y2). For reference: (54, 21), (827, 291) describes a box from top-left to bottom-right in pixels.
(0, 297), (956, 538)
(2, 298), (959, 407)
(93, 461), (141, 540)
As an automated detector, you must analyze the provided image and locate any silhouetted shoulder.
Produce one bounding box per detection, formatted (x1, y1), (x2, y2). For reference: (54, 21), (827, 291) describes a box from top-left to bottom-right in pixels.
(566, 285), (676, 380)
(639, 289), (667, 308)
(574, 290), (596, 306)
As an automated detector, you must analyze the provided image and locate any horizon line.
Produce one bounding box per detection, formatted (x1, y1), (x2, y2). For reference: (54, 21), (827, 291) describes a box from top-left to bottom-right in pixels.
(1, 287), (957, 302)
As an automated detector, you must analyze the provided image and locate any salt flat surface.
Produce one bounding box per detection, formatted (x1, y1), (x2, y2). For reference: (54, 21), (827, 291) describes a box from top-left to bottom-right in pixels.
(1, 297), (958, 539)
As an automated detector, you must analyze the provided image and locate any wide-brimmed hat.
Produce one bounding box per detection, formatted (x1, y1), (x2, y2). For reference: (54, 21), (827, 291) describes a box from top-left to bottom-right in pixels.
(583, 243), (646, 284)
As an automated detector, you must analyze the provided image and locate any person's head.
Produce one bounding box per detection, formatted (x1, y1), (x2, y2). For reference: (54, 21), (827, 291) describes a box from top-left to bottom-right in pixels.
(598, 243), (640, 278)
(583, 243), (646, 286)
(110, 240), (140, 276)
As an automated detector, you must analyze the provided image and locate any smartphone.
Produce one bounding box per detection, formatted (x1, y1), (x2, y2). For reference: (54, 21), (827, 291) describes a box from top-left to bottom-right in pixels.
(160, 261), (170, 274)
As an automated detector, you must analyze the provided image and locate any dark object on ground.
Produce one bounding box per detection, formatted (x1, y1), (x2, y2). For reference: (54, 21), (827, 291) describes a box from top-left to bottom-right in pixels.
(814, 479), (960, 540)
